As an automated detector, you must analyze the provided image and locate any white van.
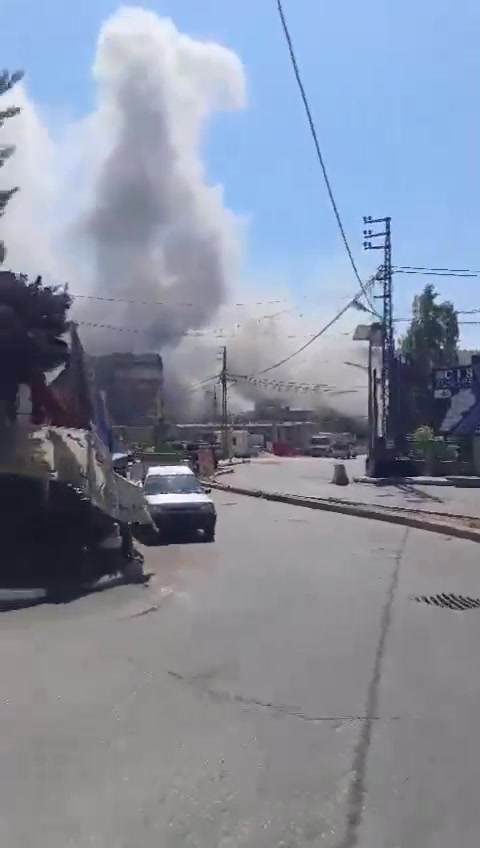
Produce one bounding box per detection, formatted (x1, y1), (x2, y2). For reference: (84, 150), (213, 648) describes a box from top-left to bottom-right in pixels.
(143, 465), (216, 541)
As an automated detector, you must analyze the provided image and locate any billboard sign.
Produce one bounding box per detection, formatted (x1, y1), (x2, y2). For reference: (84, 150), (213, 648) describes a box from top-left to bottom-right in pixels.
(431, 363), (480, 435)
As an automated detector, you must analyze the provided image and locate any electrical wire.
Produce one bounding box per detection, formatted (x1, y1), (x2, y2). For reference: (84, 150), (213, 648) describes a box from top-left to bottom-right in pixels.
(76, 318), (363, 341)
(72, 292), (307, 308)
(229, 0), (381, 379)
(246, 275), (378, 376)
(78, 320), (292, 338)
(275, 0), (379, 316)
(394, 318), (480, 325)
(228, 372), (363, 395)
(180, 374), (220, 394)
(78, 320), (230, 337)
(394, 265), (480, 277)
(394, 268), (478, 279)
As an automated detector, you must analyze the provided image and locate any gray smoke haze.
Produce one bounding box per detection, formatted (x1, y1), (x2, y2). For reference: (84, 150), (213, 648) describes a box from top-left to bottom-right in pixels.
(0, 6), (369, 422)
(76, 7), (244, 365)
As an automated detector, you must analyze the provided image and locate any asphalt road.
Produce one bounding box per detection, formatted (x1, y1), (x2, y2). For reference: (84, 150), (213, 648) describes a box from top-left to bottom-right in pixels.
(229, 455), (480, 516)
(1, 492), (480, 846)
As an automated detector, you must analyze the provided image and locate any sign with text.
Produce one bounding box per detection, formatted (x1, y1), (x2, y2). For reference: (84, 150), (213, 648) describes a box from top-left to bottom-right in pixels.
(431, 363), (480, 435)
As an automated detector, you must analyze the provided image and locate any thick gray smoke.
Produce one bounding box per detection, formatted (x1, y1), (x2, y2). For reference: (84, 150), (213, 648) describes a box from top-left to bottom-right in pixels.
(0, 6), (368, 422)
(77, 7), (244, 364)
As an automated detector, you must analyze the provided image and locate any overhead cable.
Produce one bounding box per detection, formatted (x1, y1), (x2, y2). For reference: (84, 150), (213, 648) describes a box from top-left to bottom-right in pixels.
(276, 0), (379, 316)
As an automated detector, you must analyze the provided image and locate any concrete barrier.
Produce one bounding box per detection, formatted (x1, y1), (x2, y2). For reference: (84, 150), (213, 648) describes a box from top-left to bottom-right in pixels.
(208, 479), (480, 544)
(331, 463), (349, 486)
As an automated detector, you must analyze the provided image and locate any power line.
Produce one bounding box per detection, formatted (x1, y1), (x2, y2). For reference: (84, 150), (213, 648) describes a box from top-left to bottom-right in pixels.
(77, 319), (360, 340)
(394, 318), (480, 325)
(229, 372), (363, 395)
(246, 274), (378, 376)
(396, 265), (472, 272)
(275, 0), (378, 316)
(72, 292), (312, 308)
(78, 320), (232, 337)
(394, 268), (479, 279)
(394, 265), (480, 277)
(181, 374), (220, 395)
(235, 0), (382, 379)
(78, 320), (285, 338)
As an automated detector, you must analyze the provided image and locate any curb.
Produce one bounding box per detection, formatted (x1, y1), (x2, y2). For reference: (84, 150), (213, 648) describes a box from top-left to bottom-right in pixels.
(208, 480), (480, 544)
(217, 459), (251, 468)
(355, 475), (480, 488)
(354, 476), (451, 487)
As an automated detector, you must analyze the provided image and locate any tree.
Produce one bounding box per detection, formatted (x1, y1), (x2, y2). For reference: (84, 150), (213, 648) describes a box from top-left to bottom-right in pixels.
(401, 283), (459, 369)
(0, 69), (23, 264)
(0, 271), (72, 370)
(0, 272), (72, 422)
(400, 284), (459, 429)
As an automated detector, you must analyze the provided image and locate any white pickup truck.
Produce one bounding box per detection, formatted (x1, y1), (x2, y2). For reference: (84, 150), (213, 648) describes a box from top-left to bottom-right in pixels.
(143, 463), (217, 542)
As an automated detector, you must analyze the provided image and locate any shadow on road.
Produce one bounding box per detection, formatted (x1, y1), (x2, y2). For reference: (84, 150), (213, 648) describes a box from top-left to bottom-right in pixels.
(0, 572), (153, 612)
(374, 481), (445, 505)
(140, 534), (212, 548)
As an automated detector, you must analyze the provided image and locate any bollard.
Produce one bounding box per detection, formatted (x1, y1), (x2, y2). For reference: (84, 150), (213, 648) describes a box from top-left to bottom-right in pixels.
(331, 463), (349, 486)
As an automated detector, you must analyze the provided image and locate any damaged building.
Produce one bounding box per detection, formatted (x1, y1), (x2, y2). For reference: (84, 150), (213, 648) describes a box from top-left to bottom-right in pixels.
(91, 353), (164, 427)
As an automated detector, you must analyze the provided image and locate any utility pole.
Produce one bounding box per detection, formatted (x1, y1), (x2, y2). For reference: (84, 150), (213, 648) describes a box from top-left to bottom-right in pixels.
(363, 215), (394, 444)
(212, 385), (218, 422)
(220, 346), (229, 459)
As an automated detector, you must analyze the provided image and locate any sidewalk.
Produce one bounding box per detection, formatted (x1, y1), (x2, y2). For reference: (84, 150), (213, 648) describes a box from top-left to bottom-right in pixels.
(225, 457), (480, 520)
(356, 475), (480, 488)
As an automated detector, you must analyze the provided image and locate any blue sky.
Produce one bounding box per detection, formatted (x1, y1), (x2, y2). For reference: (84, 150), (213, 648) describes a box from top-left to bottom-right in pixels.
(1, 0), (479, 341)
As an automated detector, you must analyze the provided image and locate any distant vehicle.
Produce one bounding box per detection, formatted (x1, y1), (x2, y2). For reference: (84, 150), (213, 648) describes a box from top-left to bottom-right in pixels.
(143, 464), (216, 542)
(308, 434), (332, 457)
(213, 429), (260, 459)
(330, 434), (357, 459)
(307, 433), (357, 459)
(330, 442), (355, 460)
(231, 429), (253, 458)
(248, 433), (265, 454)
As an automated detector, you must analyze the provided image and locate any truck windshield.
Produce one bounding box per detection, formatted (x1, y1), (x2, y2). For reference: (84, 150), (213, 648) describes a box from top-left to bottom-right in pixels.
(144, 474), (203, 495)
(311, 436), (330, 446)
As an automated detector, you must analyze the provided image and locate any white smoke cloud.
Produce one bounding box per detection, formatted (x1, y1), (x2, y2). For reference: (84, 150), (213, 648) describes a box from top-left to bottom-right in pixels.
(0, 5), (368, 421)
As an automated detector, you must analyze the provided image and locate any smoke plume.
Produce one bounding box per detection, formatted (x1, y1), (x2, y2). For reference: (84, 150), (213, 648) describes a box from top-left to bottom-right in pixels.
(0, 6), (368, 422)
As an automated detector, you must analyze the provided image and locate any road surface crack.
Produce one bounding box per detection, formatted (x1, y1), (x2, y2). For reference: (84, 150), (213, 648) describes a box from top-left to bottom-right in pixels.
(131, 604), (161, 618)
(167, 671), (397, 724)
(335, 528), (410, 848)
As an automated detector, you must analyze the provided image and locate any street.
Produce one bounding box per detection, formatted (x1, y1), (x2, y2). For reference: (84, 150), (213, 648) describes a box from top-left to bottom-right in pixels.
(1, 491), (480, 846)
(230, 455), (480, 517)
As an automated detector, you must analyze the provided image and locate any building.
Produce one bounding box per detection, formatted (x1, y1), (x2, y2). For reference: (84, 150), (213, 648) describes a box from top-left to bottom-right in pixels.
(458, 350), (480, 365)
(252, 400), (315, 423)
(91, 353), (163, 427)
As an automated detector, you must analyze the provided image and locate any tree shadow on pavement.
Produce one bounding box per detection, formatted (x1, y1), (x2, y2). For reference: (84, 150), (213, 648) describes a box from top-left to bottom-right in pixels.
(374, 481), (445, 505)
